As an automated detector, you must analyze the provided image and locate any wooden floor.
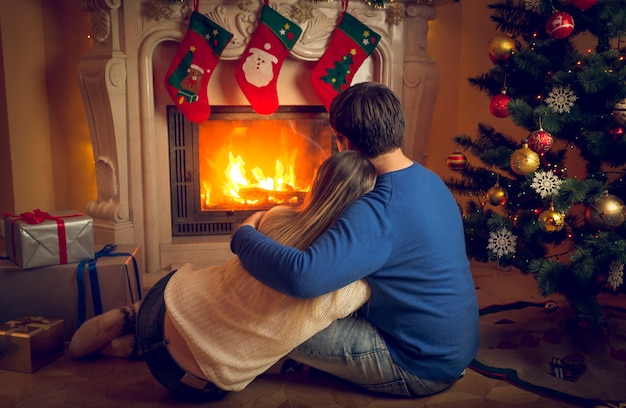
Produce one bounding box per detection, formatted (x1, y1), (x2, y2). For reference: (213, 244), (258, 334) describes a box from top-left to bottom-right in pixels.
(0, 263), (604, 408)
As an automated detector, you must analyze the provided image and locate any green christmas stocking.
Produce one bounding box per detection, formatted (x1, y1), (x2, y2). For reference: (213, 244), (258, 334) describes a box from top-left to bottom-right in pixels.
(235, 1), (302, 115)
(311, 11), (381, 111)
(165, 8), (233, 123)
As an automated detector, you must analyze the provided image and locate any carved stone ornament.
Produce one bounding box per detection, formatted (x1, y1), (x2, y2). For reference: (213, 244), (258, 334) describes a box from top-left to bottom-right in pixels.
(88, 156), (129, 223)
(95, 156), (118, 202)
(82, 0), (122, 42)
(386, 2), (406, 26)
(142, 0), (193, 21)
(416, 0), (460, 5)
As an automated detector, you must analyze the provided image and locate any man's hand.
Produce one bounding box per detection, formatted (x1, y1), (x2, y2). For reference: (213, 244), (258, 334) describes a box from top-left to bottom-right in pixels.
(240, 211), (266, 230)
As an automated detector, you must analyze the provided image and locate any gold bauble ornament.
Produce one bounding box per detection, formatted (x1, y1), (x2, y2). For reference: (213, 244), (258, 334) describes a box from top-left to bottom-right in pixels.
(584, 193), (625, 230)
(488, 34), (516, 61)
(510, 143), (540, 175)
(538, 208), (565, 232)
(487, 185), (508, 206)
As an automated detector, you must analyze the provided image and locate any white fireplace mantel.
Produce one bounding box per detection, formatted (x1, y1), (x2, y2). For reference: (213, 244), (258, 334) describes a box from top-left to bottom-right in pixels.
(78, 0), (445, 274)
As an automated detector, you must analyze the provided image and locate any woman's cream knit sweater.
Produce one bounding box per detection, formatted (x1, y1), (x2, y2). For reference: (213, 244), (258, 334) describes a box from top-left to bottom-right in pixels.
(164, 258), (370, 391)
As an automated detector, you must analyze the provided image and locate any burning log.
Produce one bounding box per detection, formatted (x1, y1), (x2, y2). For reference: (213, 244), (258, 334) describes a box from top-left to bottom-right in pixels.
(238, 187), (306, 205)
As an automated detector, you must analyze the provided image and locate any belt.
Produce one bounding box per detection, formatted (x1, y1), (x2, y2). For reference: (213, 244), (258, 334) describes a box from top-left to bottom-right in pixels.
(180, 371), (214, 390)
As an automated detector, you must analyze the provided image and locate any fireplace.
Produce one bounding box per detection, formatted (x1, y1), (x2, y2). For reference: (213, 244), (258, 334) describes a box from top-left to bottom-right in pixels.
(169, 105), (334, 236)
(78, 0), (451, 274)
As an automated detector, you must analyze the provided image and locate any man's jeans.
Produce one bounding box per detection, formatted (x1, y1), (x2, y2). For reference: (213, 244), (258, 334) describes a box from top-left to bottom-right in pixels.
(288, 315), (460, 397)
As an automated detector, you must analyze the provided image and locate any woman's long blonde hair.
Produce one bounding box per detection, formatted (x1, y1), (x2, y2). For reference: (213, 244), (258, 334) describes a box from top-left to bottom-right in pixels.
(259, 150), (377, 248)
(220, 150), (376, 318)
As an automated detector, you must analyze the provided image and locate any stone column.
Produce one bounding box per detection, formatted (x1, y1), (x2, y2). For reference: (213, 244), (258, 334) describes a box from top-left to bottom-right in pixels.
(402, 2), (439, 164)
(78, 0), (134, 244)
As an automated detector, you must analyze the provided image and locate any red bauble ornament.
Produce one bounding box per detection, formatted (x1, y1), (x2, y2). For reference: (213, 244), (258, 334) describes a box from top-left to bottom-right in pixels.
(610, 126), (624, 140)
(546, 11), (575, 40)
(489, 93), (512, 118)
(568, 0), (597, 10)
(527, 128), (553, 155)
(446, 151), (467, 171)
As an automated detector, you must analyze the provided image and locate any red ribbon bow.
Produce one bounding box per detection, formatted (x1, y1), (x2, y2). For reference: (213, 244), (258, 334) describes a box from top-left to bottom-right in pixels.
(14, 209), (50, 224)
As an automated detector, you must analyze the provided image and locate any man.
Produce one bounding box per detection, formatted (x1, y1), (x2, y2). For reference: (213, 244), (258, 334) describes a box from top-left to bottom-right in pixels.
(231, 81), (478, 397)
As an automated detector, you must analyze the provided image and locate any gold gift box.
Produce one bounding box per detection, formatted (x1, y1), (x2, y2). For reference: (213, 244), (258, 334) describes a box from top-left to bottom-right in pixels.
(0, 317), (64, 373)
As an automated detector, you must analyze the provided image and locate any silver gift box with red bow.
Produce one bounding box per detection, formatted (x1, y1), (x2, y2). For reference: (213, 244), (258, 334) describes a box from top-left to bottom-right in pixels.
(4, 210), (94, 269)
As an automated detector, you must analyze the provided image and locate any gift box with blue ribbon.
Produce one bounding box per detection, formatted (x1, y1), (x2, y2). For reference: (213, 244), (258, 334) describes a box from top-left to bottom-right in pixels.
(0, 244), (143, 340)
(75, 244), (143, 329)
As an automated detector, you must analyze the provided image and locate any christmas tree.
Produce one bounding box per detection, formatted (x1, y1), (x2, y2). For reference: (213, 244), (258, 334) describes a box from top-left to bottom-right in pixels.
(446, 0), (626, 327)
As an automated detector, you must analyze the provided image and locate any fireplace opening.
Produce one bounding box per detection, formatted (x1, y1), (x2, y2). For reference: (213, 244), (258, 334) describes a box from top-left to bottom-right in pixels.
(169, 106), (336, 236)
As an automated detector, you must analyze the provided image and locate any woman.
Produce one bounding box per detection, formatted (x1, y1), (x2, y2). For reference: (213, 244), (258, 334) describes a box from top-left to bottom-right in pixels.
(69, 150), (376, 401)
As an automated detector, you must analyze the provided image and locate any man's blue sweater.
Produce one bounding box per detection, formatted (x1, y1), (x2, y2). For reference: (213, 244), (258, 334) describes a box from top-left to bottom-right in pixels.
(231, 162), (479, 382)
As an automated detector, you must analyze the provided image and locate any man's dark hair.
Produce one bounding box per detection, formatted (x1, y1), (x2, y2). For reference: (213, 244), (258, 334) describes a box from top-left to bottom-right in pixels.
(328, 82), (405, 158)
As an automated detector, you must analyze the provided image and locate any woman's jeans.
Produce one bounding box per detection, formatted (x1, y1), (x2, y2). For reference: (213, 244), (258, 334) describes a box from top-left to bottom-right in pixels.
(287, 316), (462, 397)
(135, 270), (228, 402)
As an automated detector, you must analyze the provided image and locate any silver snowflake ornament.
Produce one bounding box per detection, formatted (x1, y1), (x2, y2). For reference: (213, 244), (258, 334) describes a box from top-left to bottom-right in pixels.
(545, 85), (578, 113)
(531, 170), (563, 198)
(608, 261), (624, 291)
(487, 228), (517, 258)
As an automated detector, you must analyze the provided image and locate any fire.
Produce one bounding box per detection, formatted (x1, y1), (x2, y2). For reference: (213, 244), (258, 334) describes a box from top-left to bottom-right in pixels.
(221, 151), (303, 205)
(197, 113), (330, 211)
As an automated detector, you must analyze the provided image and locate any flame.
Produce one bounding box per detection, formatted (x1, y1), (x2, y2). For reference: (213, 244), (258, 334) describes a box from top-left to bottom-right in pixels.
(220, 152), (301, 205)
(197, 117), (330, 210)
(202, 149), (306, 208)
(225, 152), (248, 200)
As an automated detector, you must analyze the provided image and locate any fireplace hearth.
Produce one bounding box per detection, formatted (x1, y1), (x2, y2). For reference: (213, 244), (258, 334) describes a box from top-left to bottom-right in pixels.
(78, 0), (452, 273)
(169, 105), (334, 236)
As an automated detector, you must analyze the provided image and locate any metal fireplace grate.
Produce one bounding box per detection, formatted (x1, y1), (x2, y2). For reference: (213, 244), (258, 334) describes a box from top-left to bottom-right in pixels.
(168, 105), (333, 236)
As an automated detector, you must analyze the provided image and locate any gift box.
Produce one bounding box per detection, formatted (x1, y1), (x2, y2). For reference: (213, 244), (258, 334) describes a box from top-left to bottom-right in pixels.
(4, 209), (94, 269)
(0, 316), (64, 373)
(0, 245), (143, 340)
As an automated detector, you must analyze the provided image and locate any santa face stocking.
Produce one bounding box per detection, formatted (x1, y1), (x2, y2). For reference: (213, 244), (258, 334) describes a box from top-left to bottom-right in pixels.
(311, 12), (381, 111)
(165, 10), (233, 123)
(235, 3), (302, 115)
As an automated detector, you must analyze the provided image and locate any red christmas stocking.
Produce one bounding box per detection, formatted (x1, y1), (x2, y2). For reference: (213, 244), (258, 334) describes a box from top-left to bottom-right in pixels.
(311, 9), (381, 111)
(165, 6), (233, 123)
(235, 1), (302, 115)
